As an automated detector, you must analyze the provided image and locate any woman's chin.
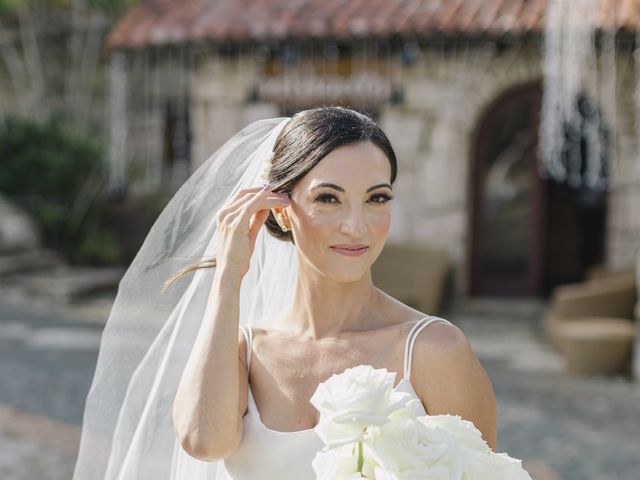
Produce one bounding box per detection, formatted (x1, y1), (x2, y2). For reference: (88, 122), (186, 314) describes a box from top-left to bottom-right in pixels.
(326, 268), (372, 284)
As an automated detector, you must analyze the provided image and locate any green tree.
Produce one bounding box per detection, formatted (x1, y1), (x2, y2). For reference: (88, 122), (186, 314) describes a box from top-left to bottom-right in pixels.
(0, 113), (112, 263)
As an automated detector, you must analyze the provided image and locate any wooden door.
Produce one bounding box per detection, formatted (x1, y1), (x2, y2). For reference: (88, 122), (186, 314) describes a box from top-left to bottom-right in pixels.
(469, 83), (545, 296)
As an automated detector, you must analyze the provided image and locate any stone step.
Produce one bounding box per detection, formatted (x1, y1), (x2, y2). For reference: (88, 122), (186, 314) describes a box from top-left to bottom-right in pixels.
(0, 249), (66, 276)
(10, 265), (126, 301)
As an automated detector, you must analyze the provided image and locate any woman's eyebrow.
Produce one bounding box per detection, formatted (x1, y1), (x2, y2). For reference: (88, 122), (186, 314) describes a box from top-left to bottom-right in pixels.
(310, 182), (392, 193)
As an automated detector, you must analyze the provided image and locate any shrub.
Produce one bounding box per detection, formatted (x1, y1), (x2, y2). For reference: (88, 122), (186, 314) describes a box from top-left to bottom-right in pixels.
(0, 112), (111, 264)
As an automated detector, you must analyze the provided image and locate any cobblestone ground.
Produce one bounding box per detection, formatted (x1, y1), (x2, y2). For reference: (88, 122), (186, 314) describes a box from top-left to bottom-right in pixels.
(448, 298), (640, 480)
(0, 291), (638, 480)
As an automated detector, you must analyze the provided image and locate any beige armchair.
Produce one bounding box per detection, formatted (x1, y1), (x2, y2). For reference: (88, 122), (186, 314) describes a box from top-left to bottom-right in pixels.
(543, 269), (636, 348)
(556, 318), (635, 375)
(542, 266), (637, 375)
(371, 242), (450, 315)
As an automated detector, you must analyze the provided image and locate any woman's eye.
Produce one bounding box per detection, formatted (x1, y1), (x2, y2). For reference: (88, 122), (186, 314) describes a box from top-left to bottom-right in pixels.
(313, 193), (393, 204)
(314, 193), (339, 203)
(370, 193), (393, 204)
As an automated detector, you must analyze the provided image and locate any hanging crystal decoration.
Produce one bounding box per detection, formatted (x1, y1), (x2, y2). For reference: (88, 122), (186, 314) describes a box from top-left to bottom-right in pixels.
(539, 0), (613, 191)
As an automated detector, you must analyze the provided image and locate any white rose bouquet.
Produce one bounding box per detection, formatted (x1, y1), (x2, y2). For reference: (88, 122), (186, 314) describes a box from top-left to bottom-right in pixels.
(309, 365), (533, 480)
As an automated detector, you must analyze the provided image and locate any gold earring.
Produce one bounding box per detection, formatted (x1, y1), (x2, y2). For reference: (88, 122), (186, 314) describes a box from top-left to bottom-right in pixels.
(281, 224), (290, 232)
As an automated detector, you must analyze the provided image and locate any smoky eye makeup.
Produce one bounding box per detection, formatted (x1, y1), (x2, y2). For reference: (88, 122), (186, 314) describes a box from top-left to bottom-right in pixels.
(312, 191), (393, 204)
(313, 193), (337, 203)
(371, 192), (394, 203)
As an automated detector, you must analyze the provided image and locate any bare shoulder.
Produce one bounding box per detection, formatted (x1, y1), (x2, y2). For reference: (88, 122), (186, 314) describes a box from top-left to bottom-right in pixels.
(411, 318), (498, 451)
(408, 319), (475, 378)
(415, 318), (468, 352)
(412, 320), (483, 388)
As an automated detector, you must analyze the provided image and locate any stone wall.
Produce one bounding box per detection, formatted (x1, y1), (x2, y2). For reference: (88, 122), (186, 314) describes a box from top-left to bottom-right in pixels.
(605, 53), (640, 272)
(190, 53), (280, 171)
(381, 45), (544, 294)
(380, 44), (640, 294)
(137, 42), (640, 298)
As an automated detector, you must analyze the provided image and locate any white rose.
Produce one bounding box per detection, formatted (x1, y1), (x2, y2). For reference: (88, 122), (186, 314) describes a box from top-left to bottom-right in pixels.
(463, 451), (533, 480)
(388, 398), (426, 421)
(311, 436), (387, 480)
(418, 414), (490, 453)
(372, 467), (401, 480)
(311, 443), (366, 480)
(364, 417), (452, 479)
(417, 415), (533, 480)
(373, 465), (449, 480)
(310, 365), (412, 448)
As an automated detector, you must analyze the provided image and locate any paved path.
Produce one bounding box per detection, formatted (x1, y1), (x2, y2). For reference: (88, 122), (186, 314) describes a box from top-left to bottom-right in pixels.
(450, 298), (640, 480)
(0, 296), (103, 479)
(0, 292), (638, 479)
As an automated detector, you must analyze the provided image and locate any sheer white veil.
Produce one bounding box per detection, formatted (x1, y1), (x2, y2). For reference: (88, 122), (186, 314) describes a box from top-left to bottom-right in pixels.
(72, 116), (298, 479)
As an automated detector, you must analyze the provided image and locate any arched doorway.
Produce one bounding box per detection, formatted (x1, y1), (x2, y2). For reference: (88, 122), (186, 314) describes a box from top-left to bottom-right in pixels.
(469, 83), (608, 296)
(469, 83), (545, 296)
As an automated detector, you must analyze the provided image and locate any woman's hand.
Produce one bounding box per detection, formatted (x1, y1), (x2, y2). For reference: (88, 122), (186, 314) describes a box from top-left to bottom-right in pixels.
(215, 185), (290, 277)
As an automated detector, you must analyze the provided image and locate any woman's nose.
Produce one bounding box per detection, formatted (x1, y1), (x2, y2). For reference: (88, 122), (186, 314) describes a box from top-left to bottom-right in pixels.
(339, 206), (367, 237)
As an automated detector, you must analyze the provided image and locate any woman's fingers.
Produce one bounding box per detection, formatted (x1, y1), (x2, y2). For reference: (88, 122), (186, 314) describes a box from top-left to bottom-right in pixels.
(248, 208), (272, 240)
(232, 186), (265, 200)
(238, 188), (288, 223)
(216, 186), (272, 223)
(224, 188), (288, 225)
(214, 186), (289, 276)
(216, 191), (257, 222)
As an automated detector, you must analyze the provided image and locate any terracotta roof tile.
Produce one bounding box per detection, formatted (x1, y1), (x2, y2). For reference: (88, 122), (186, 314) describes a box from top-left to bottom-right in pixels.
(107, 0), (640, 50)
(491, 0), (524, 34)
(384, 0), (412, 32)
(457, 0), (485, 33)
(519, 0), (545, 33)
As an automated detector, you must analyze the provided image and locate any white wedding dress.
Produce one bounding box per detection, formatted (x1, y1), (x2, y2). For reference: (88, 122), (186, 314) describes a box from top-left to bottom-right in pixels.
(223, 315), (453, 479)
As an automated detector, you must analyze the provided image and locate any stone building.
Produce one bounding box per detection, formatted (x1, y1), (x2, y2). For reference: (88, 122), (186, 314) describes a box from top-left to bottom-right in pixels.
(106, 0), (640, 298)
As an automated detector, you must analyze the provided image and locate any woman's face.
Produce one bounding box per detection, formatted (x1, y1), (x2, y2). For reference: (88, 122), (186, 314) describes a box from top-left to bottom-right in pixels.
(275, 140), (393, 282)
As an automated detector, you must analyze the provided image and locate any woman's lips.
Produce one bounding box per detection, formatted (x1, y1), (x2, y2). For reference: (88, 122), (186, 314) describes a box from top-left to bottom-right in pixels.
(330, 246), (369, 256)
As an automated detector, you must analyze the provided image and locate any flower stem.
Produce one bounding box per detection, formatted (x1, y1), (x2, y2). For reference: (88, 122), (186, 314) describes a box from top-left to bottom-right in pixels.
(357, 441), (363, 473)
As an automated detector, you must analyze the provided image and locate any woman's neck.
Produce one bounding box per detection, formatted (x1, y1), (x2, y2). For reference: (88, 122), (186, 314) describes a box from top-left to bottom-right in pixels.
(283, 268), (384, 340)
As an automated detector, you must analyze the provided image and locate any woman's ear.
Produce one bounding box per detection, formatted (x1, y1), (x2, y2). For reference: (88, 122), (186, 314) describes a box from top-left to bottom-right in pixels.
(271, 207), (291, 230)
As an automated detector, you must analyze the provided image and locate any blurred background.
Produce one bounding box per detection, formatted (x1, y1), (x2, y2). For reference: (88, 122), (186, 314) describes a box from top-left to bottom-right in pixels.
(0, 0), (639, 479)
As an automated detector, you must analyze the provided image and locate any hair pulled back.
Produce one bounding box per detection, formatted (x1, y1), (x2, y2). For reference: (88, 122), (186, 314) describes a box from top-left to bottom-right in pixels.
(163, 106), (397, 290)
(264, 106), (397, 242)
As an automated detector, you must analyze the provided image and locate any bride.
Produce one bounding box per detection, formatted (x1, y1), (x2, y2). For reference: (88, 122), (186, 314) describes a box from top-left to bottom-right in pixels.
(73, 106), (496, 480)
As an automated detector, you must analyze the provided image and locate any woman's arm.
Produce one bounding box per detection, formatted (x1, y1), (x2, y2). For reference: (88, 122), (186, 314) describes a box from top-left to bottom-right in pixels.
(173, 186), (285, 461)
(172, 267), (248, 461)
(412, 322), (498, 451)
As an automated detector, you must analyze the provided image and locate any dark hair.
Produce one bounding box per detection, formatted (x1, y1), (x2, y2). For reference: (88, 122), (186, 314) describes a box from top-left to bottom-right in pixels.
(265, 106), (397, 241)
(162, 106), (397, 291)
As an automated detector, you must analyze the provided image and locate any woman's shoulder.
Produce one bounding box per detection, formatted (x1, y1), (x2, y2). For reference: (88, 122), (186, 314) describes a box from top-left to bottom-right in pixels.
(414, 316), (466, 351)
(409, 316), (493, 404)
(409, 316), (497, 450)
(411, 318), (472, 384)
(384, 300), (460, 339)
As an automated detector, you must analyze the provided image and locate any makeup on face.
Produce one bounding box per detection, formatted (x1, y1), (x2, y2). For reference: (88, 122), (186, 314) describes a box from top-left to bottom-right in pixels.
(308, 182), (393, 206)
(329, 245), (370, 256)
(287, 142), (393, 278)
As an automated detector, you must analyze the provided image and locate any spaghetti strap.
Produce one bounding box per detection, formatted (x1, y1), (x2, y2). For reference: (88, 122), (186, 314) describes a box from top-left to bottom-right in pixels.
(240, 325), (253, 370)
(403, 316), (453, 380)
